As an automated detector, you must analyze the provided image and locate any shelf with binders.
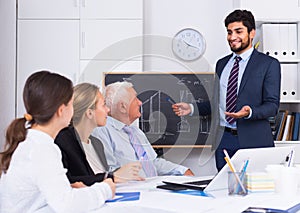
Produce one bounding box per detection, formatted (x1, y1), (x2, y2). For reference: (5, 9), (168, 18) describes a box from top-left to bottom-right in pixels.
(255, 20), (300, 103)
(255, 20), (300, 62)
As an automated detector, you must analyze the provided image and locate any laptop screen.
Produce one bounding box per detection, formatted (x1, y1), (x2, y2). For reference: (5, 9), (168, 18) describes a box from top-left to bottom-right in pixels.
(204, 146), (294, 192)
(159, 146), (294, 192)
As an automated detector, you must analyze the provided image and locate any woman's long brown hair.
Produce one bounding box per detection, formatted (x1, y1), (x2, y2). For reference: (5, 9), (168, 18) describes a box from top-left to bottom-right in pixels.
(0, 71), (73, 175)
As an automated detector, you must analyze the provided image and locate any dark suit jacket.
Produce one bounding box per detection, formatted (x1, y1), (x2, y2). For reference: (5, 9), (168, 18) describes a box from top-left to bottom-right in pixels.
(54, 126), (109, 186)
(198, 49), (281, 149)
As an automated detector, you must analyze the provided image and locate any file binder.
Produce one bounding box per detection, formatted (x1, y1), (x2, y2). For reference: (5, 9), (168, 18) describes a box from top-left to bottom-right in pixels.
(288, 23), (298, 59)
(281, 64), (298, 101)
(262, 23), (280, 58)
(279, 24), (290, 60)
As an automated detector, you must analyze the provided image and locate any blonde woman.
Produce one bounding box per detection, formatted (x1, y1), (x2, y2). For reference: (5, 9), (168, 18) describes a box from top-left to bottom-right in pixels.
(54, 83), (143, 186)
(0, 71), (115, 212)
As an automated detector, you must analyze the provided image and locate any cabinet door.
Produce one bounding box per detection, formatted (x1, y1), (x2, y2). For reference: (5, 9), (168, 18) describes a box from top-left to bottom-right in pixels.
(18, 0), (79, 19)
(80, 0), (143, 19)
(17, 20), (79, 116)
(80, 20), (143, 60)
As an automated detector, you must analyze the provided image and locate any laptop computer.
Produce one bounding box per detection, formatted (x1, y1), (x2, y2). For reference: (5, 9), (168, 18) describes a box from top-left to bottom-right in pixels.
(160, 146), (294, 192)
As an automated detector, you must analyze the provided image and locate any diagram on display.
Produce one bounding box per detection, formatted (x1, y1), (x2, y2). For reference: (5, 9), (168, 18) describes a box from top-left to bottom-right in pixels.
(140, 89), (210, 135)
(140, 90), (164, 134)
(104, 73), (214, 146)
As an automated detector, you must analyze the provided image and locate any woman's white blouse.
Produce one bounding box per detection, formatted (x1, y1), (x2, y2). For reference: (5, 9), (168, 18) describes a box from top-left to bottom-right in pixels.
(0, 129), (112, 213)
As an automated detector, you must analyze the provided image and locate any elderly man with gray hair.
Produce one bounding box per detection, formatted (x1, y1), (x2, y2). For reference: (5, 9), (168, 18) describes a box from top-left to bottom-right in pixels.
(92, 81), (194, 177)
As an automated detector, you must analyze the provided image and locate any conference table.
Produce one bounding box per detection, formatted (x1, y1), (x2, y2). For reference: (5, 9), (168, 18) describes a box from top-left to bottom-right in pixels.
(95, 175), (300, 213)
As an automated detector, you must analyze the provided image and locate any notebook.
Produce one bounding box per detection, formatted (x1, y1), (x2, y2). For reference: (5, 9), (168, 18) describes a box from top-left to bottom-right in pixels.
(161, 146), (294, 192)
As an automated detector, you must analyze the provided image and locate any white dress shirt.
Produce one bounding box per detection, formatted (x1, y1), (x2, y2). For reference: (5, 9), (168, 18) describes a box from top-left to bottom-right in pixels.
(92, 116), (188, 177)
(219, 48), (253, 128)
(0, 129), (112, 213)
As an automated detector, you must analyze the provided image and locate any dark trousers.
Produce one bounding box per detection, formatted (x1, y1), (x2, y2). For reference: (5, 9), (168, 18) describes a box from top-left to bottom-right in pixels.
(215, 131), (240, 172)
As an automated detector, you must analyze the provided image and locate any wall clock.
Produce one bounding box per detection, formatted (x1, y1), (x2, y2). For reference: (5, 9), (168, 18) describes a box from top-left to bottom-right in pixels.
(172, 28), (206, 61)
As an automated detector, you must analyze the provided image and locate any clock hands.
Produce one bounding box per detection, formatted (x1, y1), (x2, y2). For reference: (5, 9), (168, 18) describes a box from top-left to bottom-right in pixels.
(182, 40), (200, 50)
(172, 28), (206, 61)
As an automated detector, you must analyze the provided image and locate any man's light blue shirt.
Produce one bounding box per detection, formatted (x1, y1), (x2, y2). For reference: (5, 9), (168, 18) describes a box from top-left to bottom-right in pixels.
(92, 116), (188, 177)
(219, 47), (253, 128)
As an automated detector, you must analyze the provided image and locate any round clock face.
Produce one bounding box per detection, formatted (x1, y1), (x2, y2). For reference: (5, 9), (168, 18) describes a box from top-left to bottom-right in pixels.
(172, 28), (206, 61)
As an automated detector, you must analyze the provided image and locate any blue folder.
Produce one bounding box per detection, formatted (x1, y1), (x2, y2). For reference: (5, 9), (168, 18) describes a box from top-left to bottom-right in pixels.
(106, 192), (140, 203)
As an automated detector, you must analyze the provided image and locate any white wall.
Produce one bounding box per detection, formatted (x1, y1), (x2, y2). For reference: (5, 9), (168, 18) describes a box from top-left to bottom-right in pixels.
(0, 0), (16, 150)
(143, 0), (237, 175)
(143, 0), (234, 72)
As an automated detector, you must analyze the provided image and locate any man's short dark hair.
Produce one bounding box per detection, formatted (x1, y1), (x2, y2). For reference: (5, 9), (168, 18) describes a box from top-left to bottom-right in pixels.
(224, 10), (255, 33)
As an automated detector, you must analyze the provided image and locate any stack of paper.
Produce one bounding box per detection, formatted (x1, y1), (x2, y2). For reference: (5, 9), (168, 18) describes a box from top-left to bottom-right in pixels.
(246, 172), (275, 193)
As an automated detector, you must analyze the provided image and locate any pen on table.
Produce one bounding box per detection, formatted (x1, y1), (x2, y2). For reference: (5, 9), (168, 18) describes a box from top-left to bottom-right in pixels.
(223, 149), (247, 193)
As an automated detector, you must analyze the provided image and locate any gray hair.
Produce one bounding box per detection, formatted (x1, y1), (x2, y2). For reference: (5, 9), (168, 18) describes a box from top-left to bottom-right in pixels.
(72, 83), (99, 126)
(104, 81), (133, 110)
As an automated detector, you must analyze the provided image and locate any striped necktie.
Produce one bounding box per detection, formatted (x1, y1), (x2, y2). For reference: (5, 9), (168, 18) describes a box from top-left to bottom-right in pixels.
(123, 126), (157, 177)
(226, 56), (242, 124)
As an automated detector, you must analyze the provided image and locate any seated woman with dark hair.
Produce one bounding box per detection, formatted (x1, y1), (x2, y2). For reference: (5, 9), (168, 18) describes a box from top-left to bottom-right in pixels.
(0, 71), (115, 212)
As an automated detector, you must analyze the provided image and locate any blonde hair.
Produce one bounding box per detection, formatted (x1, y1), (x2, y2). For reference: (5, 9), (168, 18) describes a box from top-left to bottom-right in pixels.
(72, 83), (99, 126)
(104, 81), (133, 111)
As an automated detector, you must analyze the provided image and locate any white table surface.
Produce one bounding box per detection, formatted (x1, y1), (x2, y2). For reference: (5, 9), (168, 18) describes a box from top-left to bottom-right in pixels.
(95, 176), (300, 213)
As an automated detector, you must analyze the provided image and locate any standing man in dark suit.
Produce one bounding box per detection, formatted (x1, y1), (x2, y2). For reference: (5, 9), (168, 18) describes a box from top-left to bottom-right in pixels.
(172, 10), (281, 171)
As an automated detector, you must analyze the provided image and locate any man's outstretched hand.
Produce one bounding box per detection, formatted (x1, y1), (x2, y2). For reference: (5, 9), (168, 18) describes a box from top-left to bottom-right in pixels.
(172, 102), (191, 116)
